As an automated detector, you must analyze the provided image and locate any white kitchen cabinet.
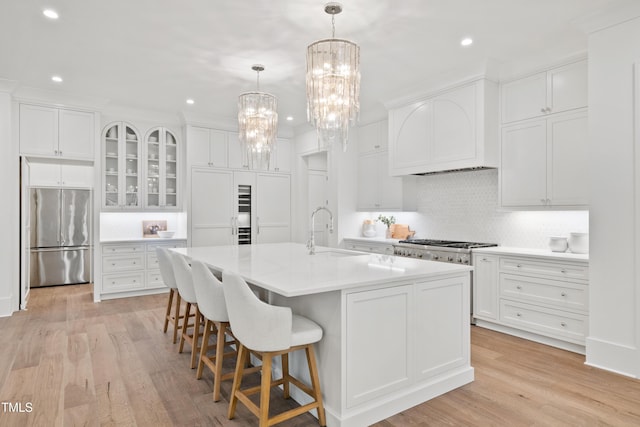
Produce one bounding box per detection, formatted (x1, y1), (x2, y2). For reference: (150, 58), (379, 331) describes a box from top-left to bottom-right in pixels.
(29, 161), (94, 188)
(501, 60), (587, 124)
(190, 168), (235, 247)
(19, 104), (95, 160)
(144, 127), (180, 210)
(255, 173), (291, 243)
(472, 254), (499, 321)
(358, 120), (388, 154)
(357, 150), (416, 211)
(500, 110), (588, 208)
(227, 132), (247, 169)
(100, 240), (185, 297)
(187, 126), (228, 168)
(273, 138), (292, 172)
(190, 168), (291, 247)
(102, 122), (142, 210)
(472, 249), (589, 352)
(388, 78), (498, 175)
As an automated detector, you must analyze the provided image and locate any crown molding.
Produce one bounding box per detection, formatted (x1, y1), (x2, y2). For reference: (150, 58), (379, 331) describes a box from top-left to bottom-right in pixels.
(573, 0), (640, 34)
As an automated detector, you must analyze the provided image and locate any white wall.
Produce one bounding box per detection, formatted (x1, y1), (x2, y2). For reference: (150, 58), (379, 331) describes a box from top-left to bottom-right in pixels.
(0, 92), (19, 316)
(351, 169), (588, 249)
(585, 11), (640, 378)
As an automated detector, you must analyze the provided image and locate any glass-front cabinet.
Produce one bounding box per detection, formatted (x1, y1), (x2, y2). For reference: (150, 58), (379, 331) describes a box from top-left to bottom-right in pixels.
(103, 122), (141, 209)
(145, 127), (179, 209)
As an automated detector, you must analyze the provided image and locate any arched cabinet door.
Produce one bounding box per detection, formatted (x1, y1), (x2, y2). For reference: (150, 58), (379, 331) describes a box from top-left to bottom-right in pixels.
(389, 99), (431, 174)
(144, 127), (179, 210)
(102, 122), (141, 210)
(431, 83), (476, 164)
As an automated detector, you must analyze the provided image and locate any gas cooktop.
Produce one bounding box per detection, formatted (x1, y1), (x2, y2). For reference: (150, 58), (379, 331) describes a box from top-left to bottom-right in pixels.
(397, 239), (498, 250)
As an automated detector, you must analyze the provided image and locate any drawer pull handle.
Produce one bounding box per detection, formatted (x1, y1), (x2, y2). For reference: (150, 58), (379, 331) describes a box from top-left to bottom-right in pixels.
(133, 280), (136, 283)
(111, 263), (115, 266)
(516, 285), (522, 290)
(516, 312), (522, 317)
(561, 269), (567, 273)
(560, 322), (567, 327)
(561, 292), (567, 297)
(516, 264), (522, 268)
(133, 262), (136, 264)
(112, 281), (115, 285)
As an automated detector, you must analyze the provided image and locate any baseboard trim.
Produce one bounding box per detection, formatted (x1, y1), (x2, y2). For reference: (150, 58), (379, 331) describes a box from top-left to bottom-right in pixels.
(585, 336), (639, 379)
(0, 295), (15, 317)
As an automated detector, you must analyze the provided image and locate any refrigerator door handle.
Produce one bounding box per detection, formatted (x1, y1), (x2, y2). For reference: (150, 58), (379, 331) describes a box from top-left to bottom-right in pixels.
(31, 246), (90, 253)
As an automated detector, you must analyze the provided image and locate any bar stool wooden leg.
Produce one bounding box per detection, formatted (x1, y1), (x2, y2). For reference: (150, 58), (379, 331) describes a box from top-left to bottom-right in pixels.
(228, 343), (248, 420)
(282, 352), (290, 399)
(190, 306), (202, 369)
(212, 322), (227, 402)
(306, 345), (326, 426)
(179, 302), (191, 354)
(163, 288), (174, 333)
(172, 293), (182, 344)
(197, 319), (213, 379)
(259, 353), (272, 427)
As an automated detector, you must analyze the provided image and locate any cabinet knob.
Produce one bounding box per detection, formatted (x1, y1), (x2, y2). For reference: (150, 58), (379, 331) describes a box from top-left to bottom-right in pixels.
(111, 263), (115, 266)
(560, 322), (567, 327)
(516, 264), (522, 268)
(540, 108), (546, 113)
(561, 292), (567, 297)
(560, 269), (567, 273)
(516, 285), (522, 290)
(516, 312), (522, 317)
(546, 107), (552, 113)
(133, 280), (136, 283)
(374, 145), (380, 149)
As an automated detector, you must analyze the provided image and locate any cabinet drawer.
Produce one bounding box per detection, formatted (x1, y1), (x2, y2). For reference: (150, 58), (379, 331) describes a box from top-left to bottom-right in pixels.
(147, 252), (160, 270)
(102, 272), (144, 292)
(500, 273), (588, 313)
(499, 299), (587, 344)
(102, 254), (145, 272)
(500, 257), (588, 281)
(102, 244), (144, 255)
(146, 270), (165, 289)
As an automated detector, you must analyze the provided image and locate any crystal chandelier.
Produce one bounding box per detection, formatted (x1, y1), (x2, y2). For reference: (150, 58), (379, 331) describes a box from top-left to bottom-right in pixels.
(238, 64), (278, 170)
(306, 2), (360, 152)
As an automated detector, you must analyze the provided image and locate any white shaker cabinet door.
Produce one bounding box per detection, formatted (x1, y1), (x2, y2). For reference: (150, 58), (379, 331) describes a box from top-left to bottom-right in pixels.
(547, 111), (588, 206)
(190, 168), (234, 246)
(58, 109), (94, 160)
(547, 61), (588, 116)
(500, 72), (547, 124)
(187, 126), (212, 167)
(500, 120), (547, 207)
(256, 173), (291, 243)
(19, 104), (58, 156)
(472, 254), (499, 320)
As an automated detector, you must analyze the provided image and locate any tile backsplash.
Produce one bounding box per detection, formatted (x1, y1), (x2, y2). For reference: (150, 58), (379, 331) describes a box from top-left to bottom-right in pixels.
(356, 168), (588, 249)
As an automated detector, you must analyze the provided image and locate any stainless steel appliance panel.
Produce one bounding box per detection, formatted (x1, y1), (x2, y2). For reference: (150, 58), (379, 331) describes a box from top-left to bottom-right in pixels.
(30, 188), (62, 248)
(61, 189), (91, 246)
(29, 247), (90, 287)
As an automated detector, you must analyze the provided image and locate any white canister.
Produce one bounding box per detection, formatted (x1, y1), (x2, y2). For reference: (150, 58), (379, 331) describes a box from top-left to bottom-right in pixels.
(362, 223), (376, 237)
(568, 232), (589, 254)
(548, 236), (568, 252)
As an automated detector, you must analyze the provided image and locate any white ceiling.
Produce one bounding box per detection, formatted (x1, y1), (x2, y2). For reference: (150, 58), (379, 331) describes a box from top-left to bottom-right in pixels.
(0, 0), (620, 130)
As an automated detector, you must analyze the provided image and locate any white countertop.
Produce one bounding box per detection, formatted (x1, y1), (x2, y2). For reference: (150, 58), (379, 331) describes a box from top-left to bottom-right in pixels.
(472, 246), (589, 262)
(100, 237), (187, 243)
(173, 242), (472, 297)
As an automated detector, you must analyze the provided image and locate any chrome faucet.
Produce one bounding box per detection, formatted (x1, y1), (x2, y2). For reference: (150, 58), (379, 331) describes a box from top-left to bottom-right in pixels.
(307, 206), (334, 255)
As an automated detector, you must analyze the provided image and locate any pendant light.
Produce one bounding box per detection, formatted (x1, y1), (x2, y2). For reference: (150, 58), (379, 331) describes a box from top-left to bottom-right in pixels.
(238, 64), (278, 170)
(306, 2), (360, 152)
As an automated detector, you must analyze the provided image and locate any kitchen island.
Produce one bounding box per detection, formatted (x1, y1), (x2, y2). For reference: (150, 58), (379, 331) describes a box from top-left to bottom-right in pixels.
(174, 243), (473, 427)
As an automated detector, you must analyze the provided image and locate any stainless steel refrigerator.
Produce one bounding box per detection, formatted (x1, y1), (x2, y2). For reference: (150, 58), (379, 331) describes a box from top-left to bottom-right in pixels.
(29, 188), (92, 287)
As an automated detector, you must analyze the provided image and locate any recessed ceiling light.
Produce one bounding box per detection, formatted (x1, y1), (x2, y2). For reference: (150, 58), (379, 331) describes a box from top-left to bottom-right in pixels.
(461, 37), (473, 47)
(43, 9), (59, 19)
(186, 99), (195, 105)
(51, 75), (63, 83)
(286, 116), (293, 121)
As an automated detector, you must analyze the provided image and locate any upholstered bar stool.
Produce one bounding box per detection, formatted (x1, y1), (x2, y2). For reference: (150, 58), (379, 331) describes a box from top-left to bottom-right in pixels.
(191, 260), (239, 401)
(156, 247), (185, 343)
(170, 252), (204, 369)
(222, 271), (326, 427)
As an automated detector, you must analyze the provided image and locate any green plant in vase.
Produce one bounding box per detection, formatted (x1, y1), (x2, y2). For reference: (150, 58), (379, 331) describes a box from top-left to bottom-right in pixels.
(377, 215), (396, 238)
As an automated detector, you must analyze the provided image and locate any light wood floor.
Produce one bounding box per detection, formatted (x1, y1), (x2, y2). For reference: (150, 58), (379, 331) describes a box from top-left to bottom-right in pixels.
(0, 285), (639, 427)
